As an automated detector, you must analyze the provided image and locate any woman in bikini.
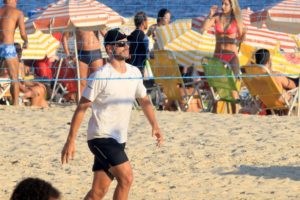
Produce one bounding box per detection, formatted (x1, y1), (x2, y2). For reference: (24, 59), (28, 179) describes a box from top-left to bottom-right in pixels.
(200, 0), (246, 75)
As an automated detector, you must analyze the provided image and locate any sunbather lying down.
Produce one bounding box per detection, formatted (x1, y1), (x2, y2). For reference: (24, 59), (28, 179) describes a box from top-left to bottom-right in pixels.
(19, 81), (48, 108)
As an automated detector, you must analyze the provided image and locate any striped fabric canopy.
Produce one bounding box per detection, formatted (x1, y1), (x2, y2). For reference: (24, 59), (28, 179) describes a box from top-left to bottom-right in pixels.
(250, 0), (300, 34)
(15, 19), (60, 60)
(26, 0), (124, 32)
(156, 19), (215, 71)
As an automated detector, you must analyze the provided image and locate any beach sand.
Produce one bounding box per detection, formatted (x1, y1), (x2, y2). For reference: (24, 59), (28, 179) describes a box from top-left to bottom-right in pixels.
(1, 105), (300, 200)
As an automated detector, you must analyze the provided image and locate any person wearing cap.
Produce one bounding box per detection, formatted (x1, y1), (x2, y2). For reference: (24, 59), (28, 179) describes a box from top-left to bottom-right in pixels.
(61, 28), (163, 200)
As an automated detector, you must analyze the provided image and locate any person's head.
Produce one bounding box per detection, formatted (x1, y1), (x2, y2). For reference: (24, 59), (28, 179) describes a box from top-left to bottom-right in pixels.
(3, 0), (17, 5)
(157, 8), (171, 25)
(221, 0), (243, 34)
(10, 177), (61, 200)
(14, 43), (22, 61)
(134, 11), (148, 30)
(255, 48), (271, 67)
(104, 28), (130, 61)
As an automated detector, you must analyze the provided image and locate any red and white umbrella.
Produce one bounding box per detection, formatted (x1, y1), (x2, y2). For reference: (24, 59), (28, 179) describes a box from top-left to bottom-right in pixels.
(26, 0), (124, 32)
(192, 8), (298, 53)
(250, 0), (300, 34)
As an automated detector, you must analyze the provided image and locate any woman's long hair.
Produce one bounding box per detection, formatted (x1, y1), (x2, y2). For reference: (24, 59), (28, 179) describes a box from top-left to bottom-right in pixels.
(230, 0), (243, 35)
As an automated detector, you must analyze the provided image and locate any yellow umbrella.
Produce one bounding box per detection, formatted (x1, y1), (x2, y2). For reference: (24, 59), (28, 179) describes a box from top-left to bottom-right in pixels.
(15, 27), (60, 60)
(156, 19), (215, 71)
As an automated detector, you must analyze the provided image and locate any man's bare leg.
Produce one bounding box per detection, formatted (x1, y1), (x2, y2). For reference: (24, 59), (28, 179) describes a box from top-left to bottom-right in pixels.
(110, 161), (133, 200)
(78, 61), (89, 98)
(84, 170), (112, 200)
(6, 58), (19, 105)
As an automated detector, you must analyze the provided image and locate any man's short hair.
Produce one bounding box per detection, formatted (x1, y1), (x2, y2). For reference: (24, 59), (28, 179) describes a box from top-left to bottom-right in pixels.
(10, 177), (61, 200)
(134, 12), (147, 28)
(255, 49), (270, 65)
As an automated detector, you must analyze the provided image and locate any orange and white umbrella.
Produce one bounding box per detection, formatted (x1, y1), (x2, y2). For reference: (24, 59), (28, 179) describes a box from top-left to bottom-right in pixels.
(26, 0), (124, 32)
(250, 0), (300, 34)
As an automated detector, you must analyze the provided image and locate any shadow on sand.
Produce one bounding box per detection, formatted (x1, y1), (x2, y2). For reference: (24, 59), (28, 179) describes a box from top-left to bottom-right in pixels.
(219, 165), (300, 181)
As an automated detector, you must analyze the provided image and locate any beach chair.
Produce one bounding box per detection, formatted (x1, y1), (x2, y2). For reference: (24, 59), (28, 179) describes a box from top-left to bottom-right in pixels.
(149, 50), (203, 112)
(201, 57), (241, 113)
(0, 78), (11, 105)
(241, 64), (300, 116)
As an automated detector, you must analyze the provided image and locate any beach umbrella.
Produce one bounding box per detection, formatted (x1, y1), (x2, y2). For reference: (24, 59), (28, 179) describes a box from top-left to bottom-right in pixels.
(26, 0), (124, 32)
(155, 19), (215, 71)
(242, 8), (298, 53)
(250, 0), (300, 34)
(14, 29), (60, 60)
(25, 0), (125, 100)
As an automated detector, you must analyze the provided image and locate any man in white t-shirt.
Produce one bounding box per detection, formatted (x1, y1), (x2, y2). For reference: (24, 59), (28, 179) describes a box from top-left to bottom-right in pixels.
(61, 28), (163, 200)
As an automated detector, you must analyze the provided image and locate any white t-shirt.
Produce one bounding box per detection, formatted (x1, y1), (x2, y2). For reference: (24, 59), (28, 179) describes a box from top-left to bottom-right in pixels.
(82, 63), (147, 143)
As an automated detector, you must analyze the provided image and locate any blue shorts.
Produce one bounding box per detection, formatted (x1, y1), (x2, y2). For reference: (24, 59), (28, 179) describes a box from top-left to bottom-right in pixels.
(0, 44), (17, 59)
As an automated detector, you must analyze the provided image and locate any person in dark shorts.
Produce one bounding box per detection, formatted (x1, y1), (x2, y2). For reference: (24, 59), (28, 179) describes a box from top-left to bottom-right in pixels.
(61, 28), (163, 200)
(62, 29), (106, 97)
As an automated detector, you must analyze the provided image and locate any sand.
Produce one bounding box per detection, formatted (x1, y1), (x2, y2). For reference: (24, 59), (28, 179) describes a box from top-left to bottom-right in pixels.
(1, 105), (300, 200)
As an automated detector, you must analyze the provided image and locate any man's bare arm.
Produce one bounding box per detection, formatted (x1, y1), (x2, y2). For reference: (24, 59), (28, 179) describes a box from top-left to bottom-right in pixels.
(61, 97), (92, 164)
(138, 96), (163, 146)
(62, 32), (71, 57)
(18, 12), (28, 48)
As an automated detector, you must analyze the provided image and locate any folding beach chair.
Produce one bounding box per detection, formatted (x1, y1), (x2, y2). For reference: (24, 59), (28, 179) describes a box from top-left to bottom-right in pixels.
(201, 57), (241, 113)
(241, 64), (300, 116)
(0, 78), (11, 105)
(149, 50), (203, 112)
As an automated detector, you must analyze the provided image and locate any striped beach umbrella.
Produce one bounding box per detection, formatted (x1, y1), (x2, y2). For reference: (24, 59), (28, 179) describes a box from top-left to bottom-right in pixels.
(156, 19), (215, 71)
(26, 0), (124, 32)
(15, 20), (60, 60)
(250, 0), (300, 34)
(242, 8), (298, 53)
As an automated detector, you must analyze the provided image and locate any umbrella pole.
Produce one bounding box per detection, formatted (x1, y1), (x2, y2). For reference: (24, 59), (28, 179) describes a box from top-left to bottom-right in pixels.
(50, 58), (63, 101)
(73, 29), (81, 103)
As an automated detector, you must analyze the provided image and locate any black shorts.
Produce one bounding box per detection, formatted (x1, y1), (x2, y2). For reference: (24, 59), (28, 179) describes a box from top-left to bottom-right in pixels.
(87, 138), (128, 180)
(78, 49), (102, 65)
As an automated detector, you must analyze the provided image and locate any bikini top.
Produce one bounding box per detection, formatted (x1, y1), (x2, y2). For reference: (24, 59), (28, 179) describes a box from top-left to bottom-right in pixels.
(215, 18), (238, 35)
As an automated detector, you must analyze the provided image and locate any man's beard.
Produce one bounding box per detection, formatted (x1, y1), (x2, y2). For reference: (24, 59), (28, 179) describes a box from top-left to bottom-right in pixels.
(112, 49), (129, 61)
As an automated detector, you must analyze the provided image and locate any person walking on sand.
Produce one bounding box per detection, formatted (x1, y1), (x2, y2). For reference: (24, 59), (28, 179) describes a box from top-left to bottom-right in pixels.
(62, 29), (107, 97)
(61, 28), (163, 200)
(0, 0), (28, 105)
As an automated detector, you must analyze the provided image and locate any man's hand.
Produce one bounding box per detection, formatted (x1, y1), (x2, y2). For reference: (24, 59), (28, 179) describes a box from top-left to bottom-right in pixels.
(61, 140), (76, 164)
(22, 41), (28, 49)
(152, 126), (163, 147)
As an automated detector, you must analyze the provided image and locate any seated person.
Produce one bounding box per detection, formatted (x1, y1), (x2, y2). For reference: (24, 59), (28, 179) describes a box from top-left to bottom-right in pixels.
(255, 49), (296, 91)
(0, 43), (49, 107)
(255, 49), (296, 106)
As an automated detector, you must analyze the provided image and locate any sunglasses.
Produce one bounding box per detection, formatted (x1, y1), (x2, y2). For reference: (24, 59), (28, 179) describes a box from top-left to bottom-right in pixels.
(112, 41), (130, 47)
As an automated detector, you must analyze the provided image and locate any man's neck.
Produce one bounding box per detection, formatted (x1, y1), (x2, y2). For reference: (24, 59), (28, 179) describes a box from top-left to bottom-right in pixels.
(137, 26), (145, 31)
(110, 59), (127, 73)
